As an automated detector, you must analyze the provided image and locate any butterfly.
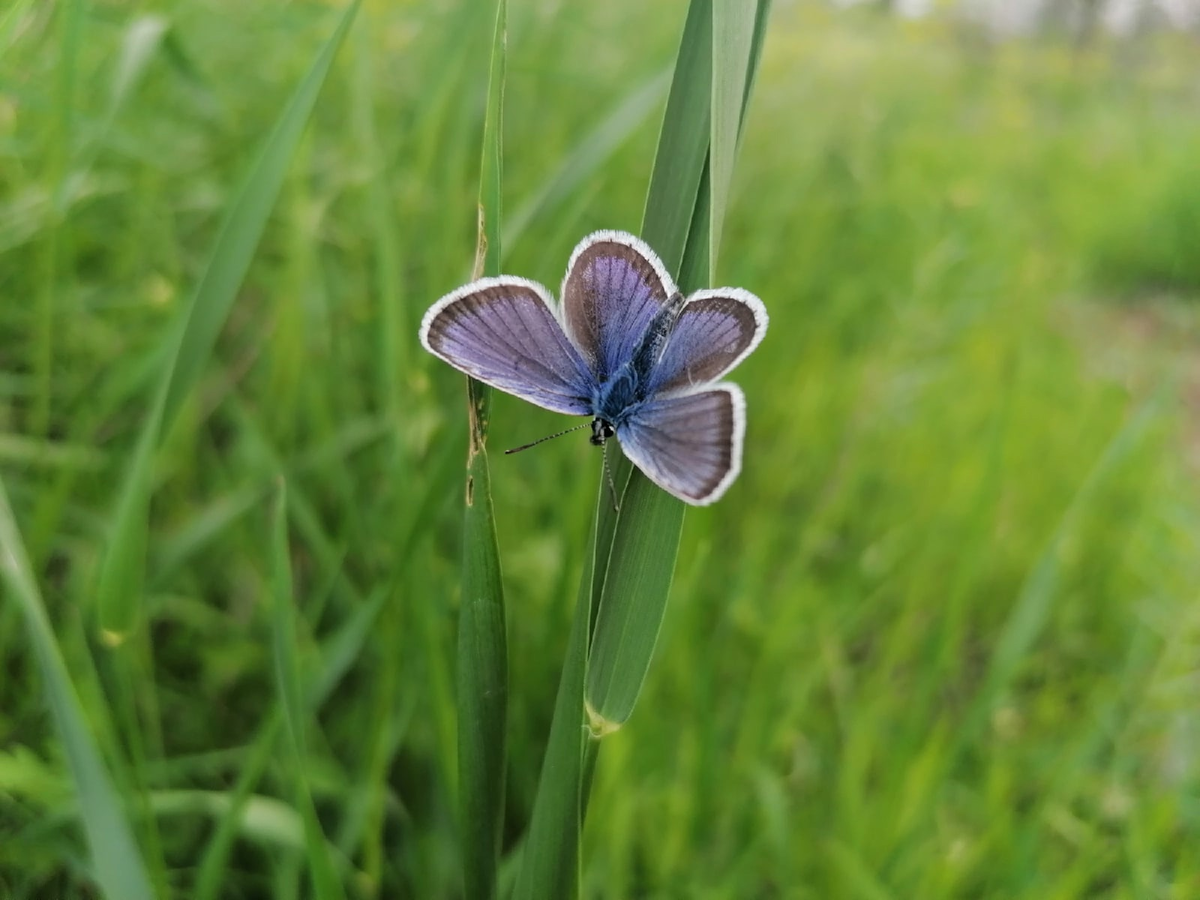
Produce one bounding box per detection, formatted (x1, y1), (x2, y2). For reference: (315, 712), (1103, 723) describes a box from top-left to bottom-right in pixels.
(419, 230), (767, 505)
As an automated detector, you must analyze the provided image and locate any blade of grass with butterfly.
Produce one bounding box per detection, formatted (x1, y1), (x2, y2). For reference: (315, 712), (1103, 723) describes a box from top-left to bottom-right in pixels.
(512, 1), (772, 896)
(585, 0), (771, 731)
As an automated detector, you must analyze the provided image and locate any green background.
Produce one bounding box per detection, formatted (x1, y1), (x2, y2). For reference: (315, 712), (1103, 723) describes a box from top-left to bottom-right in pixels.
(2, 0), (1199, 896)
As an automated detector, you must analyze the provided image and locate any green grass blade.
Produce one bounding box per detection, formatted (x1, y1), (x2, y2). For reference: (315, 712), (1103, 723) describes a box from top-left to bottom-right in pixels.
(709, 0), (757, 274)
(158, 2), (360, 430)
(502, 68), (671, 252)
(510, 505), (601, 900)
(350, 18), (407, 422)
(94, 397), (161, 645)
(964, 391), (1164, 740)
(271, 480), (305, 759)
(514, 0), (771, 890)
(94, 0), (362, 641)
(639, 0), (713, 276)
(0, 476), (154, 900)
(195, 587), (387, 900)
(585, 0), (772, 731)
(581, 0), (713, 733)
(584, 466), (686, 731)
(33, 0), (82, 437)
(0, 0), (38, 50)
(270, 479), (346, 900)
(457, 2), (508, 898)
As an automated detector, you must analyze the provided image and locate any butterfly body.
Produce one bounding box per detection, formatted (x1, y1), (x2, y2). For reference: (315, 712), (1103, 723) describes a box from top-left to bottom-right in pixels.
(420, 231), (767, 505)
(588, 291), (684, 445)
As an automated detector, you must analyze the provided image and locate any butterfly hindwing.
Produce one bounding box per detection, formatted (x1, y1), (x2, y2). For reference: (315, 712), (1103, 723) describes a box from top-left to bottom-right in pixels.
(420, 277), (594, 415)
(561, 231), (678, 380)
(616, 385), (745, 506)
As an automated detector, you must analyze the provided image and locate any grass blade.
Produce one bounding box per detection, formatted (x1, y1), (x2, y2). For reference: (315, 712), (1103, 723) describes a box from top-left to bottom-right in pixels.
(964, 391), (1164, 740)
(709, 0), (758, 272)
(580, 0), (714, 734)
(0, 476), (154, 900)
(195, 587), (388, 900)
(639, 0), (713, 277)
(514, 0), (771, 890)
(510, 505), (602, 900)
(95, 0), (362, 640)
(585, 0), (777, 731)
(270, 479), (346, 900)
(457, 2), (508, 898)
(502, 68), (671, 251)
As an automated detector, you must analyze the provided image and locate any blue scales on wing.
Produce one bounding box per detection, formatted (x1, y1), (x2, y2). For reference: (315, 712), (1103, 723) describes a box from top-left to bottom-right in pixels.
(647, 289), (768, 396)
(617, 385), (745, 506)
(419, 276), (594, 416)
(560, 232), (678, 381)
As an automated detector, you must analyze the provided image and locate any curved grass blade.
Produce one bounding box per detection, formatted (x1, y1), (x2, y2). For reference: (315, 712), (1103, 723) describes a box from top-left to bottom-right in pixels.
(195, 586), (388, 900)
(270, 479), (346, 900)
(639, 0), (714, 277)
(0, 475), (154, 900)
(963, 390), (1164, 741)
(502, 68), (670, 252)
(585, 0), (773, 732)
(584, 0), (734, 733)
(709, 0), (760, 272)
(0, 0), (38, 50)
(95, 0), (362, 641)
(514, 0), (772, 893)
(510, 502), (602, 900)
(457, 2), (508, 899)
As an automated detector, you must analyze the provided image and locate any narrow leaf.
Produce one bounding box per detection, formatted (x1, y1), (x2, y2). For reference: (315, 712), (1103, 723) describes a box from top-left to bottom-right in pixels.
(195, 587), (387, 900)
(639, 0), (713, 276)
(0, 476), (154, 900)
(95, 0), (362, 640)
(583, 0), (713, 732)
(516, 2), (772, 893)
(585, 0), (771, 730)
(503, 68), (671, 251)
(457, 2), (509, 898)
(270, 479), (346, 900)
(709, 0), (757, 274)
(510, 504), (602, 900)
(964, 392), (1163, 739)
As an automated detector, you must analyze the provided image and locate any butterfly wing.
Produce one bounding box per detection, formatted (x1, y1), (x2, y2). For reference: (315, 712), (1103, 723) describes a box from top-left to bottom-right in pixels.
(560, 231), (678, 380)
(648, 289), (768, 395)
(616, 385), (744, 506)
(420, 276), (594, 415)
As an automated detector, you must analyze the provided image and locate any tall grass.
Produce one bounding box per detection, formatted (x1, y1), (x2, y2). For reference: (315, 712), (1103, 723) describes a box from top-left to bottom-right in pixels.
(1, 1), (1199, 897)
(456, 3), (509, 898)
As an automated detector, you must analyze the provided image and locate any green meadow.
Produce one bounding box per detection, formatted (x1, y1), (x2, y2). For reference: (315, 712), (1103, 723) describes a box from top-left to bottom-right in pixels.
(3, 0), (1200, 896)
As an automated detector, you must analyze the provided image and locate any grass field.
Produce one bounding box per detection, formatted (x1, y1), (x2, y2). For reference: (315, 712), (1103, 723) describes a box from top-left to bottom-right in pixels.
(3, 1), (1200, 897)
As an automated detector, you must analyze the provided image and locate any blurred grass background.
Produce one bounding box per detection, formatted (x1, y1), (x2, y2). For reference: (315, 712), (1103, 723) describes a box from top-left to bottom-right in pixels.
(3, 0), (1200, 896)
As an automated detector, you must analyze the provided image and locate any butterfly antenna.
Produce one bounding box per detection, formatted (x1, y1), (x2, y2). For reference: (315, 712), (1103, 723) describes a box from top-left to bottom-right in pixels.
(603, 442), (621, 513)
(504, 421), (591, 454)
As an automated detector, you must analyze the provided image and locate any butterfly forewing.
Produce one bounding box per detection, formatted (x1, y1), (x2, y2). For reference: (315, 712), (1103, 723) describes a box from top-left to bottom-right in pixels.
(561, 231), (678, 380)
(420, 277), (593, 415)
(617, 385), (745, 506)
(648, 289), (768, 396)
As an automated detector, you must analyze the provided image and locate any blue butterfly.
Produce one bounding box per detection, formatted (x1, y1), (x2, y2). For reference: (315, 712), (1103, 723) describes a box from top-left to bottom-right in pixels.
(419, 230), (767, 505)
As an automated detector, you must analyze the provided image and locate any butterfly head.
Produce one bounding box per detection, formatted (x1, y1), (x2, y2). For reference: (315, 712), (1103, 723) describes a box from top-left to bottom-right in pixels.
(590, 419), (615, 447)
